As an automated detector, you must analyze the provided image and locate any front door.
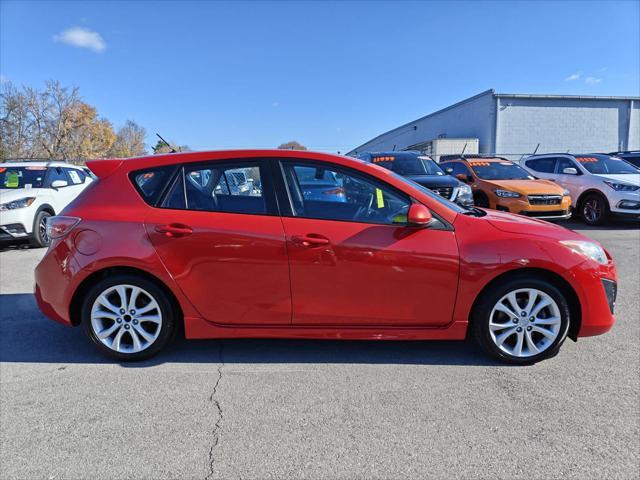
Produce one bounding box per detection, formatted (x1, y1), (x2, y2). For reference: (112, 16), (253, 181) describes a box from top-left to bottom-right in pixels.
(278, 160), (460, 327)
(144, 159), (291, 325)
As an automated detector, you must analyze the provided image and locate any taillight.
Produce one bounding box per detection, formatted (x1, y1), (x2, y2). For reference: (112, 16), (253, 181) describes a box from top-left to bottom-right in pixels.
(46, 216), (81, 240)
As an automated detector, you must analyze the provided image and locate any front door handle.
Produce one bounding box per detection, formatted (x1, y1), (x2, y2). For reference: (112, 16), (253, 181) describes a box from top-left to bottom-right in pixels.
(291, 234), (330, 247)
(155, 223), (193, 238)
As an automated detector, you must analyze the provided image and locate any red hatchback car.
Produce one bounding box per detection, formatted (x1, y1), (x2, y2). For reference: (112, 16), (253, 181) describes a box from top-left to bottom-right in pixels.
(34, 150), (617, 364)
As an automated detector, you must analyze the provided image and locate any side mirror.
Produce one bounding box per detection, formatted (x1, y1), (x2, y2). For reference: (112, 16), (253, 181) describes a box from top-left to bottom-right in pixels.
(407, 203), (433, 227)
(51, 180), (68, 189)
(562, 167), (578, 175)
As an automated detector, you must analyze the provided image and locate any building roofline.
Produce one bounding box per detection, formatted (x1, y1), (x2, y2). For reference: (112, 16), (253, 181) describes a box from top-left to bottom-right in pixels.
(347, 89), (496, 155)
(347, 89), (640, 155)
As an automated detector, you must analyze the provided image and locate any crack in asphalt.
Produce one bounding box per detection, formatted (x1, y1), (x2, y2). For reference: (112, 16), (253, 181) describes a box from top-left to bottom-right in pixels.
(205, 341), (225, 480)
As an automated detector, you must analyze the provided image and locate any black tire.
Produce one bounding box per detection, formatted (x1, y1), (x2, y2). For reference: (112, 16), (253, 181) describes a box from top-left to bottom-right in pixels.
(30, 210), (52, 248)
(580, 193), (609, 226)
(81, 274), (177, 361)
(470, 276), (570, 365)
(473, 192), (490, 208)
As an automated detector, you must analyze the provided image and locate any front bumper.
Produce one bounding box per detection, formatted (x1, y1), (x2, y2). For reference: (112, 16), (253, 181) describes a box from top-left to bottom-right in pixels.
(570, 260), (617, 337)
(608, 190), (640, 217)
(0, 206), (35, 238)
(492, 195), (572, 219)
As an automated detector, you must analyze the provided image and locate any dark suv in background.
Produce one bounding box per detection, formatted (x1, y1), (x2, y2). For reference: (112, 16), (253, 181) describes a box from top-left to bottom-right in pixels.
(356, 151), (473, 207)
(609, 151), (640, 169)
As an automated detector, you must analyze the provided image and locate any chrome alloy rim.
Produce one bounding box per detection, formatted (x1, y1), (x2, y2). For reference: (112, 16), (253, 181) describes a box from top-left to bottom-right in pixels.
(489, 288), (561, 358)
(40, 216), (49, 244)
(583, 199), (601, 223)
(90, 284), (162, 354)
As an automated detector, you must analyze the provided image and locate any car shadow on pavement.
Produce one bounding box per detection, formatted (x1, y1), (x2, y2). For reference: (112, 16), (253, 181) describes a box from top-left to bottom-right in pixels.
(0, 293), (505, 367)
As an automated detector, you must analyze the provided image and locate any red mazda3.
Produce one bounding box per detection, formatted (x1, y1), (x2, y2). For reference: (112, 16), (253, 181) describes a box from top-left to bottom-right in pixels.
(34, 150), (617, 364)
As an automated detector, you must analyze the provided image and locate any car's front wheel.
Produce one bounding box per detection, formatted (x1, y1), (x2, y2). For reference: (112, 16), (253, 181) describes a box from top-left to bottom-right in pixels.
(471, 276), (570, 364)
(81, 274), (177, 360)
(30, 210), (51, 248)
(581, 193), (609, 226)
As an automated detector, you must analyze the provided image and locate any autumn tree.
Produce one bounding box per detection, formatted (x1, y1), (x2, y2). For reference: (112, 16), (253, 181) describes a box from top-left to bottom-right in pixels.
(109, 120), (147, 158)
(277, 140), (307, 150)
(0, 80), (146, 163)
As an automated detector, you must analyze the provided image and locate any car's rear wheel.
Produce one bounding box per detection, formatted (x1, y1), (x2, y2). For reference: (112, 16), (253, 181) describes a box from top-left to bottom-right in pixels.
(81, 274), (176, 360)
(581, 193), (609, 226)
(30, 210), (51, 248)
(471, 276), (570, 364)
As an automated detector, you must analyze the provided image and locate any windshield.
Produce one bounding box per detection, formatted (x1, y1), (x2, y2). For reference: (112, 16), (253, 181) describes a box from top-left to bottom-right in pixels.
(386, 170), (467, 214)
(577, 155), (640, 174)
(394, 157), (445, 176)
(0, 166), (48, 189)
(469, 161), (533, 180)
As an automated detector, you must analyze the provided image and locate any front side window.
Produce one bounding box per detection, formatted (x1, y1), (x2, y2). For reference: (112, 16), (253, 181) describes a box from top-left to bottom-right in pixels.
(443, 162), (472, 178)
(526, 158), (557, 173)
(556, 157), (578, 173)
(281, 162), (410, 225)
(0, 166), (47, 189)
(164, 162), (267, 215)
(46, 167), (68, 186)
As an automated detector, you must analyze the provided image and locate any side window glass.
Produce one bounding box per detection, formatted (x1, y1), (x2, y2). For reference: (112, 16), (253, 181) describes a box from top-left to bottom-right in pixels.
(165, 163), (266, 215)
(66, 168), (84, 185)
(282, 162), (410, 225)
(132, 166), (174, 205)
(47, 167), (68, 187)
(527, 158), (556, 173)
(556, 157), (576, 173)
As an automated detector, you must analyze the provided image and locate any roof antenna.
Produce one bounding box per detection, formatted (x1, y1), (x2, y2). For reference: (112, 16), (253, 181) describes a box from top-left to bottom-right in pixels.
(154, 133), (177, 153)
(460, 142), (468, 159)
(392, 144), (396, 151)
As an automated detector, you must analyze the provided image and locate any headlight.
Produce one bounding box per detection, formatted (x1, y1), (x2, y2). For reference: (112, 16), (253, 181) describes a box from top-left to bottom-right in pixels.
(458, 184), (472, 196)
(603, 181), (639, 192)
(560, 240), (608, 265)
(495, 189), (521, 198)
(0, 197), (36, 211)
(562, 189), (570, 196)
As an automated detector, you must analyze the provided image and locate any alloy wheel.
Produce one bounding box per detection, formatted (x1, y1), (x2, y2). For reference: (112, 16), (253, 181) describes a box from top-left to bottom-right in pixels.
(90, 284), (163, 354)
(583, 198), (602, 223)
(488, 288), (561, 358)
(39, 216), (50, 245)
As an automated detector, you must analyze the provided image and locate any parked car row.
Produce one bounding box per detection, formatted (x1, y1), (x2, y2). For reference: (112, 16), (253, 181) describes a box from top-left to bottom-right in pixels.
(355, 151), (639, 226)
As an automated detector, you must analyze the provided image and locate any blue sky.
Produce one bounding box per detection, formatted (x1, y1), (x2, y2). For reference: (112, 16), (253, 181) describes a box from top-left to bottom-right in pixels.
(1, 0), (638, 153)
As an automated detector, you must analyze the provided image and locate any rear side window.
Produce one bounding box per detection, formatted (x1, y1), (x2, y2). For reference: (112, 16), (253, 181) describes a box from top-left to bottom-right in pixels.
(526, 158), (557, 173)
(131, 166), (175, 205)
(163, 162), (269, 215)
(66, 168), (85, 185)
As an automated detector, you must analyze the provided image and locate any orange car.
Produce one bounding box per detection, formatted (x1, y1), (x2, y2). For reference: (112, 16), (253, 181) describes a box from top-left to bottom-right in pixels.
(440, 157), (572, 220)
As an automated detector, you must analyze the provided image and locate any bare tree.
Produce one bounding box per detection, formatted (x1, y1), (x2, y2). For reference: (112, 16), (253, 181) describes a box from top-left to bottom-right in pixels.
(109, 120), (147, 158)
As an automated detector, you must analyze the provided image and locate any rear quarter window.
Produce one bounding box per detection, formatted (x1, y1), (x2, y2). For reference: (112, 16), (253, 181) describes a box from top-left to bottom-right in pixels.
(130, 166), (176, 205)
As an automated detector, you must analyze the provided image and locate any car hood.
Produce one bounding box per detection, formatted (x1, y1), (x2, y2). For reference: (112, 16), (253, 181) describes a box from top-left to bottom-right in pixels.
(483, 209), (584, 241)
(593, 173), (640, 186)
(481, 178), (564, 195)
(0, 188), (43, 203)
(405, 174), (460, 188)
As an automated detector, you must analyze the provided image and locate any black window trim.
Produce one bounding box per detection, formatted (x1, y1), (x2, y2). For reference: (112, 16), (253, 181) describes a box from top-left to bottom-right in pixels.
(148, 158), (280, 217)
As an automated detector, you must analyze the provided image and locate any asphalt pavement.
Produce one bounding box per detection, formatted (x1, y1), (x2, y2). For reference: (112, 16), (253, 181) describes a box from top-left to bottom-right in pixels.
(1, 220), (638, 479)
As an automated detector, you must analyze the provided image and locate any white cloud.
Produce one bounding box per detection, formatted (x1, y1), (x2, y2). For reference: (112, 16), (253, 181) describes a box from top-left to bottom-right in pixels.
(585, 76), (602, 85)
(564, 72), (581, 82)
(53, 27), (106, 53)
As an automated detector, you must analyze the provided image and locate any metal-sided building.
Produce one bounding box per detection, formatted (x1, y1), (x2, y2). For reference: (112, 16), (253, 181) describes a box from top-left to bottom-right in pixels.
(347, 89), (639, 161)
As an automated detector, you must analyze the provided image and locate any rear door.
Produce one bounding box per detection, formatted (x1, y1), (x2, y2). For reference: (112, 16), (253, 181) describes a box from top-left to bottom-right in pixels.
(143, 159), (292, 325)
(276, 159), (460, 327)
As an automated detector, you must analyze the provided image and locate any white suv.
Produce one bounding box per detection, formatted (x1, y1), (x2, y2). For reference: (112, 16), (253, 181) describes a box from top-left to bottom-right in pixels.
(0, 161), (94, 246)
(520, 153), (640, 225)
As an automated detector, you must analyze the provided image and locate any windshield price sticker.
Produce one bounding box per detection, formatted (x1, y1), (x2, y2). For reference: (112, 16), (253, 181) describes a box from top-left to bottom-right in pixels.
(576, 157), (598, 163)
(469, 161), (490, 167)
(372, 156), (395, 163)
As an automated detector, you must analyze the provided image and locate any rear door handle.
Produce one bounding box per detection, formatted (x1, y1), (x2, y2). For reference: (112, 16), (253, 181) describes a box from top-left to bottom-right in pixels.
(155, 223), (193, 238)
(291, 234), (330, 247)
